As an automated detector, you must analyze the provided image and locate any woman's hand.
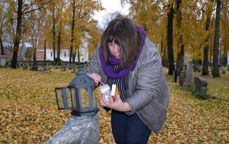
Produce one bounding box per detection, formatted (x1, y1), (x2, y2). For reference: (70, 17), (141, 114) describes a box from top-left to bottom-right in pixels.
(88, 73), (101, 83)
(100, 92), (130, 112)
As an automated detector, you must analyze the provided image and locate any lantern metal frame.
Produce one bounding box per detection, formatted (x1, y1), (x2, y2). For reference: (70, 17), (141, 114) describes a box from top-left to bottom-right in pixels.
(54, 67), (99, 116)
(55, 87), (72, 110)
(67, 86), (99, 116)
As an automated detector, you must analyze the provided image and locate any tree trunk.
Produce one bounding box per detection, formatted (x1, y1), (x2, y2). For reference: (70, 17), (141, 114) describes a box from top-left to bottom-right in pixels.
(177, 46), (184, 74)
(202, 16), (210, 75)
(176, 0), (184, 76)
(0, 34), (4, 55)
(69, 0), (75, 64)
(161, 40), (163, 53)
(212, 0), (221, 77)
(162, 39), (167, 66)
(52, 0), (56, 61)
(78, 46), (80, 67)
(73, 52), (76, 63)
(57, 27), (61, 60)
(31, 47), (38, 71)
(10, 0), (23, 68)
(161, 40), (164, 65)
(167, 5), (175, 75)
(44, 39), (47, 60)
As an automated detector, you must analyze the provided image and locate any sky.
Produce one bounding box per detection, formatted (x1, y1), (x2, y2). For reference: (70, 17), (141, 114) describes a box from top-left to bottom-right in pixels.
(93, 0), (130, 28)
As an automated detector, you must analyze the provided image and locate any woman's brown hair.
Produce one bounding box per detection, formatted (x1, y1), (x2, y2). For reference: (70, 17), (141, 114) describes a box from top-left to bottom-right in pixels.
(100, 17), (143, 70)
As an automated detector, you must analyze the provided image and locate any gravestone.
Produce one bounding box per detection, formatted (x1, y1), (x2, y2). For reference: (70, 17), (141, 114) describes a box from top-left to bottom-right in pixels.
(0, 55), (7, 67)
(23, 64), (28, 70)
(72, 64), (76, 73)
(62, 65), (66, 71)
(186, 60), (192, 85)
(39, 67), (48, 72)
(179, 71), (186, 87)
(69, 64), (72, 70)
(222, 66), (226, 74)
(39, 64), (48, 72)
(55, 65), (58, 69)
(173, 70), (177, 83)
(39, 67), (44, 72)
(194, 76), (208, 99)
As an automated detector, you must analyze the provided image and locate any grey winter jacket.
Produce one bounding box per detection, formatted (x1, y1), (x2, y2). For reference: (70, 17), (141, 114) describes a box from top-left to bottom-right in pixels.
(87, 38), (169, 135)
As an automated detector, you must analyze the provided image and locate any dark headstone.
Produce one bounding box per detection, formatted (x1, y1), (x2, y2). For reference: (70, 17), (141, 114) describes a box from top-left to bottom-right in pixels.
(23, 64), (28, 70)
(179, 71), (186, 87)
(194, 76), (208, 99)
(72, 64), (76, 73)
(173, 70), (177, 83)
(69, 64), (72, 70)
(186, 60), (192, 85)
(63, 65), (66, 71)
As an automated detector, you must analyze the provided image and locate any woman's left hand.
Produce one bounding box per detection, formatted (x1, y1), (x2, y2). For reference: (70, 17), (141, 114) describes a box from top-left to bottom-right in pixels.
(100, 92), (130, 112)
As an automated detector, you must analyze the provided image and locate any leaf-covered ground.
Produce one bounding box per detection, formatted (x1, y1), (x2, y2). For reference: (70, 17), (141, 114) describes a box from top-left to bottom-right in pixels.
(0, 67), (228, 143)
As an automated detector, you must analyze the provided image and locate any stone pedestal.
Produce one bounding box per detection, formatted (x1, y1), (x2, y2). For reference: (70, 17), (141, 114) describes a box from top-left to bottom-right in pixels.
(0, 55), (7, 66)
(45, 113), (99, 144)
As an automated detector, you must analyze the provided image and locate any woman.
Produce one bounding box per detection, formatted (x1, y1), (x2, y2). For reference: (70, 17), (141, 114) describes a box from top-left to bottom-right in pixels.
(87, 17), (169, 144)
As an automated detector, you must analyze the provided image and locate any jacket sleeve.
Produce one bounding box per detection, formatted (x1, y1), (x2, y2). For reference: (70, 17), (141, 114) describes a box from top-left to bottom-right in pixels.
(87, 44), (102, 76)
(125, 48), (162, 115)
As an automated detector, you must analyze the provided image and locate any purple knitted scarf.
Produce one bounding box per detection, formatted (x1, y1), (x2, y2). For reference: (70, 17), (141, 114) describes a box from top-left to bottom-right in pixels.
(99, 24), (146, 79)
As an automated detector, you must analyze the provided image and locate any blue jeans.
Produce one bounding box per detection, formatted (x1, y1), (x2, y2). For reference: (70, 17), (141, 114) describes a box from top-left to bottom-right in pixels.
(111, 110), (151, 144)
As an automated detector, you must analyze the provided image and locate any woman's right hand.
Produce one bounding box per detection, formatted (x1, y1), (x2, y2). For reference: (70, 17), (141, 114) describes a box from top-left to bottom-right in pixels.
(88, 73), (102, 83)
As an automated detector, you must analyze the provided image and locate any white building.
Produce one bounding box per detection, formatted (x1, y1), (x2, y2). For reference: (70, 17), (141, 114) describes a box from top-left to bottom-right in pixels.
(45, 48), (88, 62)
(36, 40), (89, 62)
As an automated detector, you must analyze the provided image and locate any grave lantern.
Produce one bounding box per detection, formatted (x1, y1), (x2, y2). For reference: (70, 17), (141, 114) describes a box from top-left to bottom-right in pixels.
(55, 67), (99, 116)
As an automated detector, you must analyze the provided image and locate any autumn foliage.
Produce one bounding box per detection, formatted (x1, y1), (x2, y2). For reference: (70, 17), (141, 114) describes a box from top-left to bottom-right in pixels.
(0, 68), (228, 143)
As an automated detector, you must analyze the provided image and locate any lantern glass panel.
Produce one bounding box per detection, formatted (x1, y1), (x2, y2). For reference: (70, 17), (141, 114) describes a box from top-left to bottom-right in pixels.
(80, 88), (89, 110)
(92, 89), (96, 107)
(66, 88), (72, 108)
(70, 88), (78, 111)
(56, 88), (64, 109)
